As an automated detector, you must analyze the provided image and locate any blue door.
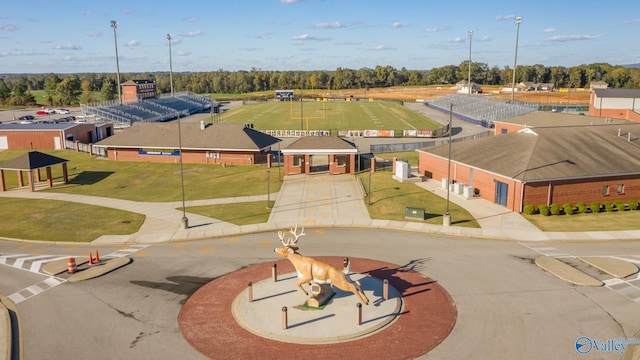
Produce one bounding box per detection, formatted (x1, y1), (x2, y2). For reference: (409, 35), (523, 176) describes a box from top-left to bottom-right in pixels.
(496, 181), (508, 207)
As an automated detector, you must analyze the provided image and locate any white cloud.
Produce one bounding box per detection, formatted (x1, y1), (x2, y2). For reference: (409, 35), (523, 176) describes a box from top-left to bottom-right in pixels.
(292, 33), (330, 41)
(183, 17), (197, 23)
(310, 22), (345, 29)
(126, 40), (140, 47)
(623, 19), (640, 24)
(81, 10), (92, 16)
(391, 21), (408, 28)
(370, 44), (394, 51)
(182, 30), (203, 37)
(175, 50), (190, 56)
(0, 24), (17, 32)
(448, 37), (465, 43)
(87, 31), (102, 38)
(545, 34), (601, 42)
(54, 44), (81, 50)
(426, 26), (448, 32)
(543, 28), (555, 33)
(281, 0), (303, 3)
(495, 15), (516, 21)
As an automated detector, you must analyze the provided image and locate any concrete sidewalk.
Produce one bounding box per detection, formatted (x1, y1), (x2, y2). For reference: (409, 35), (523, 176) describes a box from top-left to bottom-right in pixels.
(1, 173), (640, 244)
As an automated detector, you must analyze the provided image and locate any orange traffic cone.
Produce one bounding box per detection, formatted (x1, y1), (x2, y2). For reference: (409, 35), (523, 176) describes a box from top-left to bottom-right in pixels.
(88, 251), (94, 265)
(94, 250), (100, 263)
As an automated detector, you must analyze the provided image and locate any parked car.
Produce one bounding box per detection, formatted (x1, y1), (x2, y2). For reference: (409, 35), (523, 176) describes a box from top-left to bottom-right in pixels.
(55, 109), (70, 114)
(18, 115), (35, 121)
(35, 110), (49, 115)
(20, 120), (34, 124)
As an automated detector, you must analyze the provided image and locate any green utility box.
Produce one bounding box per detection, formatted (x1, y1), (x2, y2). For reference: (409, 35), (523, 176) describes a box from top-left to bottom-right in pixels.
(405, 207), (425, 220)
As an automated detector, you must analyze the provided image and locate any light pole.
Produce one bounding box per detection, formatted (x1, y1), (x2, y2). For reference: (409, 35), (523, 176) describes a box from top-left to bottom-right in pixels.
(167, 33), (174, 97)
(177, 112), (188, 229)
(443, 103), (453, 226)
(267, 170), (271, 209)
(468, 30), (473, 96)
(111, 20), (122, 105)
(511, 16), (523, 103)
(167, 34), (188, 229)
(300, 76), (304, 130)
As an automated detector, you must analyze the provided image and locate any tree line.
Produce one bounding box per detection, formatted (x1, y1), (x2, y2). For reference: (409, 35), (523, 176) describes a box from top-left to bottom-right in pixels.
(1, 62), (639, 107)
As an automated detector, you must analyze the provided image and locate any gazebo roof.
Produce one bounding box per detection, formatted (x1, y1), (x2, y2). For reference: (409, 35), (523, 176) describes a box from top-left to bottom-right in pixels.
(0, 151), (69, 171)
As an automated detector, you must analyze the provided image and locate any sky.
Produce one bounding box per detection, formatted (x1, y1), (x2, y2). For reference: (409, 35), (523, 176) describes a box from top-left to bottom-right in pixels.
(1, 0), (639, 74)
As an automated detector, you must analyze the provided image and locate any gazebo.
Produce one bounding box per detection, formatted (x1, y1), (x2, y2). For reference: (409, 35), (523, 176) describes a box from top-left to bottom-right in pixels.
(0, 151), (69, 192)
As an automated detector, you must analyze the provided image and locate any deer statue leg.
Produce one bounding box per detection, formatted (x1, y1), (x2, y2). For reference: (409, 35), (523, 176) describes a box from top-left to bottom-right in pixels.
(297, 274), (312, 296)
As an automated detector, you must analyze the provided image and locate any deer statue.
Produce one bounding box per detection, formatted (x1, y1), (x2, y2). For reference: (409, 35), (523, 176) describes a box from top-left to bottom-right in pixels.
(274, 225), (369, 305)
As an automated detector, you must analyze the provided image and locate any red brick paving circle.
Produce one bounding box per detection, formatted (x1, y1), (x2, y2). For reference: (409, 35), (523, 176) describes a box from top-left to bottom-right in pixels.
(178, 257), (457, 360)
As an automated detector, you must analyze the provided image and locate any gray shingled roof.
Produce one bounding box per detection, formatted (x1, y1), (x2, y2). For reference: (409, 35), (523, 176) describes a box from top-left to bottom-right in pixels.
(418, 123), (640, 182)
(0, 151), (68, 170)
(281, 136), (357, 154)
(94, 122), (280, 151)
(593, 88), (640, 98)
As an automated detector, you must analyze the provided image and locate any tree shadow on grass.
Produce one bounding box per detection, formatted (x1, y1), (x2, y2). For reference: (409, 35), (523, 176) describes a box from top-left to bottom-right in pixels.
(67, 171), (114, 185)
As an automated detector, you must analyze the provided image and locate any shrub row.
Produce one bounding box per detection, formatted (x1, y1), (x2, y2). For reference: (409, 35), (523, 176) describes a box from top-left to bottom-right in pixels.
(528, 200), (640, 216)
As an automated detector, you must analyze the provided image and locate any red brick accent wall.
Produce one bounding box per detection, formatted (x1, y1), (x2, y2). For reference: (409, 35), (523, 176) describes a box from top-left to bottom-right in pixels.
(0, 130), (60, 149)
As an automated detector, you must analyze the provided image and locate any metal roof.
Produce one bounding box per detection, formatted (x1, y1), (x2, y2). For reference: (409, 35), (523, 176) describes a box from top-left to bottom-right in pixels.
(93, 122), (280, 151)
(281, 136), (357, 154)
(0, 151), (68, 170)
(593, 88), (640, 98)
(0, 123), (78, 131)
(417, 123), (640, 182)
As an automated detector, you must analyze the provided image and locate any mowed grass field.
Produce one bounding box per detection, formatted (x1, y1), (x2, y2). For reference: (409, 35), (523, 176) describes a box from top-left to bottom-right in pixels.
(220, 100), (442, 133)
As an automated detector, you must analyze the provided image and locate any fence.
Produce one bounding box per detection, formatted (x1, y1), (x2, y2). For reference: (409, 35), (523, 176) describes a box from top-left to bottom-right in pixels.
(369, 131), (491, 153)
(64, 140), (107, 157)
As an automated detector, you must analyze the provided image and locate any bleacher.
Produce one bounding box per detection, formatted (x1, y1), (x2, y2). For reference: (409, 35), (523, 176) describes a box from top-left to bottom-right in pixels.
(426, 94), (538, 128)
(81, 92), (213, 128)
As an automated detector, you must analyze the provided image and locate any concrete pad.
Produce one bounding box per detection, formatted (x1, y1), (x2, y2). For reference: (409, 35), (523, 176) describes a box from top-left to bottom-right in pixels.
(535, 256), (603, 287)
(0, 301), (9, 360)
(622, 329), (640, 360)
(0, 295), (20, 360)
(578, 257), (639, 279)
(232, 272), (401, 344)
(67, 257), (131, 283)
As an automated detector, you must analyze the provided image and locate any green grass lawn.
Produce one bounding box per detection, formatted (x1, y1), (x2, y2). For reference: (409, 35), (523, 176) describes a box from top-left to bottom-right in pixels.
(0, 150), (282, 201)
(358, 170), (479, 228)
(524, 211), (640, 231)
(185, 201), (275, 226)
(0, 197), (144, 242)
(220, 100), (442, 133)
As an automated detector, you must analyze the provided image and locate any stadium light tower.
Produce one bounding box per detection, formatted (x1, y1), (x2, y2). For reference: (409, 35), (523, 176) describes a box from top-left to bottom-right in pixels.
(511, 16), (523, 103)
(167, 33), (174, 97)
(110, 20), (122, 105)
(468, 30), (473, 96)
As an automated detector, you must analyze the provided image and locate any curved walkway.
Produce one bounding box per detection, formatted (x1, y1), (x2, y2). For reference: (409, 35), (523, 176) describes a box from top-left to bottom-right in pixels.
(1, 173), (639, 244)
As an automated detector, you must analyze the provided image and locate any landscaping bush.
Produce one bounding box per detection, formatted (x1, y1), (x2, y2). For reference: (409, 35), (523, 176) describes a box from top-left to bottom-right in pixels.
(538, 204), (550, 216)
(576, 202), (588, 214)
(523, 204), (535, 215)
(603, 201), (614, 212)
(549, 203), (561, 215)
(614, 200), (625, 212)
(590, 202), (600, 213)
(562, 202), (573, 215)
(629, 199), (638, 210)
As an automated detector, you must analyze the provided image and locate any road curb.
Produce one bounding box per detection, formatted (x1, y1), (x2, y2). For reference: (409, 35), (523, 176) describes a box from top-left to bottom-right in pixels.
(0, 295), (21, 360)
(535, 256), (603, 287)
(67, 257), (131, 283)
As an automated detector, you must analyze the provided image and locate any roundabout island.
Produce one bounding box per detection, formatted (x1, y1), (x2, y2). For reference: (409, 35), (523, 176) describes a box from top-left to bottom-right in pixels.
(178, 257), (457, 359)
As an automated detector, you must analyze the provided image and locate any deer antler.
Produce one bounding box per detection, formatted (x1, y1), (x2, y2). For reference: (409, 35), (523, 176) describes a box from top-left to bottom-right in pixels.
(277, 225), (305, 248)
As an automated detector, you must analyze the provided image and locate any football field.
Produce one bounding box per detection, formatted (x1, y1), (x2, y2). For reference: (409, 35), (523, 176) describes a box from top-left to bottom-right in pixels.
(219, 100), (442, 132)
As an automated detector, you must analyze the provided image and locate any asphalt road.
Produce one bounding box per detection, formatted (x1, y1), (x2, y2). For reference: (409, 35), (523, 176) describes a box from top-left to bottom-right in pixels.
(1, 230), (639, 359)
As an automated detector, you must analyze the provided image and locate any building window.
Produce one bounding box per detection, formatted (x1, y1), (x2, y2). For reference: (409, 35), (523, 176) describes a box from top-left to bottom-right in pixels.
(336, 155), (346, 167)
(293, 155), (303, 167)
(602, 185), (609, 196)
(617, 184), (624, 194)
(501, 129), (508, 134)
